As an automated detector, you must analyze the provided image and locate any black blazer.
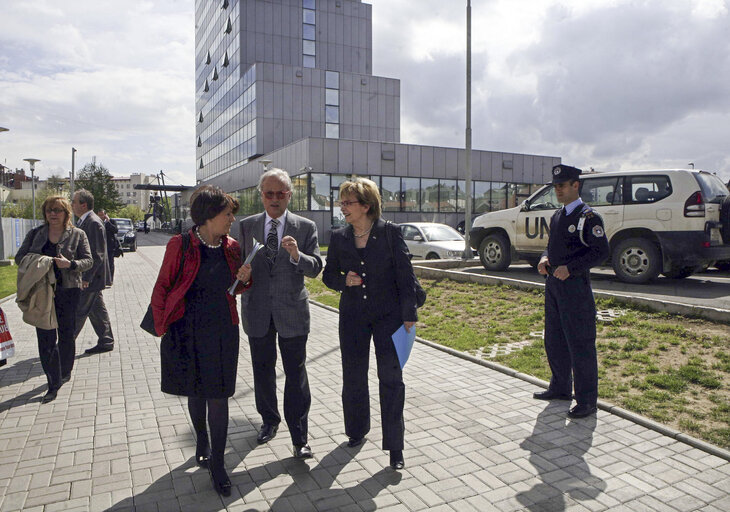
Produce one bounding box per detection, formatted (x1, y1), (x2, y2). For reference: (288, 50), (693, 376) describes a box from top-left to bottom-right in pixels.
(323, 218), (418, 323)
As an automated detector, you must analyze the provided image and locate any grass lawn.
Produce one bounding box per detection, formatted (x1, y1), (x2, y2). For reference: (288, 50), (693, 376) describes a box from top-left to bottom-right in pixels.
(0, 265), (17, 300)
(306, 274), (730, 450)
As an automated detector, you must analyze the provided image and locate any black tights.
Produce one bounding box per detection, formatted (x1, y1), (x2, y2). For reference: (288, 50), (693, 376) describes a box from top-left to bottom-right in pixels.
(188, 397), (229, 469)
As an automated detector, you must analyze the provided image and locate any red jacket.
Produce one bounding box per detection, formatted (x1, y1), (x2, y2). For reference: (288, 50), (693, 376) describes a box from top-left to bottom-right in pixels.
(151, 230), (250, 336)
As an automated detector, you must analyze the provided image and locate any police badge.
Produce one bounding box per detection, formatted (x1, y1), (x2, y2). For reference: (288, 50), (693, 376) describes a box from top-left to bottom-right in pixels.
(568, 225), (576, 233)
(592, 225), (604, 237)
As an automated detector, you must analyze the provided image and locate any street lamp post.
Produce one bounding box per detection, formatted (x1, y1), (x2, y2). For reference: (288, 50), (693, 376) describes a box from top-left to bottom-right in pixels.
(71, 147), (77, 197)
(23, 158), (40, 223)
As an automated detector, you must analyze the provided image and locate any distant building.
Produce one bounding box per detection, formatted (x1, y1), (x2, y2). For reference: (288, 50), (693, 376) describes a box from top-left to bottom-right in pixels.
(196, 0), (559, 242)
(112, 173), (155, 210)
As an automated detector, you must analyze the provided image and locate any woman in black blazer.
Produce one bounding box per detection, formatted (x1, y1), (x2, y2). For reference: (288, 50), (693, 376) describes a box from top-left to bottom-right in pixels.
(322, 178), (418, 470)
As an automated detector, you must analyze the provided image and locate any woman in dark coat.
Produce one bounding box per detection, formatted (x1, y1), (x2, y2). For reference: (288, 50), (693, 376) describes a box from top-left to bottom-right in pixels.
(150, 185), (250, 497)
(322, 178), (419, 470)
(16, 195), (93, 403)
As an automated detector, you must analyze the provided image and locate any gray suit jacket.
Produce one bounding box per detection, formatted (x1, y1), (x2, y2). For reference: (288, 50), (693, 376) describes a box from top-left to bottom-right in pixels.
(15, 224), (93, 289)
(77, 211), (112, 292)
(239, 211), (322, 338)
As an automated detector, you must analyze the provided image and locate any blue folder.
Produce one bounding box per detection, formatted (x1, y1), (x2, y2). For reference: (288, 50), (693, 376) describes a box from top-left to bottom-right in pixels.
(391, 324), (416, 369)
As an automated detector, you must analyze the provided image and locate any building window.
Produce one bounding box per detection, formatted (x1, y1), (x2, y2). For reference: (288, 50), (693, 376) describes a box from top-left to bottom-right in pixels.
(439, 179), (457, 212)
(303, 40), (315, 56)
(421, 179), (439, 212)
(325, 89), (339, 106)
(303, 22), (315, 39)
(303, 55), (315, 68)
(325, 123), (339, 138)
(402, 177), (420, 212)
(303, 0), (315, 9)
(310, 173), (330, 210)
(325, 105), (339, 123)
(381, 177), (400, 212)
(325, 71), (339, 89)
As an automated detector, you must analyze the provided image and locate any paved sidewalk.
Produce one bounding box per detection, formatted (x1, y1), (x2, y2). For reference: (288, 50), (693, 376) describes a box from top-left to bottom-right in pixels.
(0, 243), (729, 511)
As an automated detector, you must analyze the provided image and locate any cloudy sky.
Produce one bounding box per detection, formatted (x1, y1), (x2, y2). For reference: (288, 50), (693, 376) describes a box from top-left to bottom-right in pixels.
(1, 0), (729, 186)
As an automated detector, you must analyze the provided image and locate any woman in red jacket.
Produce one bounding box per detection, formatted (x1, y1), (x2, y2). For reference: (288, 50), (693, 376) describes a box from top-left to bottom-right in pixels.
(151, 185), (251, 497)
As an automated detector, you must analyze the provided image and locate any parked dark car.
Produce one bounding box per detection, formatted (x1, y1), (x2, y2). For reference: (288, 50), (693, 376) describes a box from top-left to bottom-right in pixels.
(112, 218), (137, 252)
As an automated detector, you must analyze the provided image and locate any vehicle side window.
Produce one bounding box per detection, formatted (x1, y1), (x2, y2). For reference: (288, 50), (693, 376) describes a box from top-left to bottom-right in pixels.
(400, 225), (420, 241)
(627, 175), (672, 204)
(579, 177), (621, 206)
(528, 186), (559, 210)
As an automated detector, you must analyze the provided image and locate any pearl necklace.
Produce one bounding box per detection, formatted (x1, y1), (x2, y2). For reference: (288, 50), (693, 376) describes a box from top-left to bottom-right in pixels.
(195, 226), (222, 249)
(353, 222), (374, 238)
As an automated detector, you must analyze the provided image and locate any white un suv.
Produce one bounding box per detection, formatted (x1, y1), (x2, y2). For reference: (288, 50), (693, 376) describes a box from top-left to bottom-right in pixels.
(469, 169), (730, 283)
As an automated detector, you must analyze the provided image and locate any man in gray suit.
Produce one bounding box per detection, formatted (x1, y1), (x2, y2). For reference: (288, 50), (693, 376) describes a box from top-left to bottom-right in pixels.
(71, 189), (115, 354)
(237, 168), (322, 459)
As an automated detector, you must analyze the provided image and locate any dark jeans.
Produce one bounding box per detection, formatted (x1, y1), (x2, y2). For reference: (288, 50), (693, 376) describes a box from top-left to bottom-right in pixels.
(339, 311), (405, 451)
(248, 319), (310, 446)
(36, 287), (81, 391)
(74, 289), (114, 346)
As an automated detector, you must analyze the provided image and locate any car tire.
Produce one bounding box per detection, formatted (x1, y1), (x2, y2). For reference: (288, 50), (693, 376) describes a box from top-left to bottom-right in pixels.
(479, 234), (511, 271)
(611, 237), (661, 284)
(425, 252), (440, 260)
(525, 257), (541, 269)
(662, 266), (696, 279)
(715, 260), (730, 272)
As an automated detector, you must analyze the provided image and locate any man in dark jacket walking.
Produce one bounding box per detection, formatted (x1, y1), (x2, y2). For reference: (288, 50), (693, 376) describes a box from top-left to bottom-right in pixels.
(72, 190), (115, 354)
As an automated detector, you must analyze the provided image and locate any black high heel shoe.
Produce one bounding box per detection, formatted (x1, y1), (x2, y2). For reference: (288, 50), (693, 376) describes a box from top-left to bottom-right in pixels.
(389, 450), (405, 470)
(209, 464), (231, 497)
(195, 436), (210, 468)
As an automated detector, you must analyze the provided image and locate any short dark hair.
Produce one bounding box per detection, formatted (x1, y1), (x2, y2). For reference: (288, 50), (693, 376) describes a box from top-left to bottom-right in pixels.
(190, 185), (239, 225)
(75, 189), (94, 211)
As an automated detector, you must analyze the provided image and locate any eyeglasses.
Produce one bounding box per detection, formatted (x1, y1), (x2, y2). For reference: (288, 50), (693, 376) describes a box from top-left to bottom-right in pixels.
(262, 190), (289, 200)
(46, 208), (64, 214)
(337, 200), (361, 207)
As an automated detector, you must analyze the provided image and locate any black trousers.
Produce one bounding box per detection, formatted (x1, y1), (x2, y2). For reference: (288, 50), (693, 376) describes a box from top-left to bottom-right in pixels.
(74, 288), (114, 346)
(36, 287), (80, 391)
(339, 310), (405, 451)
(248, 318), (310, 446)
(544, 274), (598, 406)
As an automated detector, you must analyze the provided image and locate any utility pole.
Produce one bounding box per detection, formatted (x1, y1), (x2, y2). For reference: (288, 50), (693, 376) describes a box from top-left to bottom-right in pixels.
(463, 0), (473, 259)
(70, 147), (76, 198)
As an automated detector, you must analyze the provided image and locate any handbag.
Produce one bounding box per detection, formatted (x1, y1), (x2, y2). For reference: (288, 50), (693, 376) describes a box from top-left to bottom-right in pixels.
(384, 221), (427, 308)
(0, 307), (15, 361)
(140, 233), (190, 336)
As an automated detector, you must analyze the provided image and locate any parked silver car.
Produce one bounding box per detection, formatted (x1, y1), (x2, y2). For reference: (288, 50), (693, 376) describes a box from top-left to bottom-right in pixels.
(399, 222), (476, 259)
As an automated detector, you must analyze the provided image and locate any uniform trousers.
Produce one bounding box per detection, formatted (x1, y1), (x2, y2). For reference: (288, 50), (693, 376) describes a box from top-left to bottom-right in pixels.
(74, 289), (115, 347)
(248, 318), (310, 446)
(544, 273), (598, 406)
(339, 310), (405, 451)
(36, 288), (80, 390)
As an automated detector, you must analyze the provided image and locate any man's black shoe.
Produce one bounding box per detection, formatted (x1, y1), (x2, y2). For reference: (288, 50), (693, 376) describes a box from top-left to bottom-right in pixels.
(347, 437), (365, 448)
(568, 404), (597, 418)
(293, 444), (313, 459)
(389, 450), (404, 470)
(533, 390), (571, 401)
(85, 345), (114, 354)
(256, 424), (278, 444)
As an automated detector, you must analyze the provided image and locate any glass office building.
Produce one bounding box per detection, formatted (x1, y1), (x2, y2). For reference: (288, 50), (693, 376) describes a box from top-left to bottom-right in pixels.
(196, 0), (559, 242)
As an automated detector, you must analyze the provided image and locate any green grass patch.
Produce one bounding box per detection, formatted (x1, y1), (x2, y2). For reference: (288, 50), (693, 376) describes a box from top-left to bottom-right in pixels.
(0, 265), (18, 299)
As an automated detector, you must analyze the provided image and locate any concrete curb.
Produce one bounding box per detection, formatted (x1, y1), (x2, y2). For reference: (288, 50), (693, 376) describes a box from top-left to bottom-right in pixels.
(412, 264), (730, 323)
(310, 299), (730, 462)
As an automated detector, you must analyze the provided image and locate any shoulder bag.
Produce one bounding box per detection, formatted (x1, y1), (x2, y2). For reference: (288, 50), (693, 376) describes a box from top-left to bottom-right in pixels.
(140, 232), (190, 336)
(384, 221), (427, 308)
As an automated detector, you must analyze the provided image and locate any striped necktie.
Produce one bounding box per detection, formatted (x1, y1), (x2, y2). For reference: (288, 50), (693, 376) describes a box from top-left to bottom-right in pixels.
(266, 219), (279, 262)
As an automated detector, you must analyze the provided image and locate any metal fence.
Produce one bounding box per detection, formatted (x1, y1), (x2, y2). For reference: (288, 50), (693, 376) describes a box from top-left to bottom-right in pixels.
(0, 218), (43, 260)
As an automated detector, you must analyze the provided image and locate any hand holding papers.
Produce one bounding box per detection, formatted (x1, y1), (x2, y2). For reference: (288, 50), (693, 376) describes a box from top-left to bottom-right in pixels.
(392, 324), (416, 369)
(228, 240), (263, 295)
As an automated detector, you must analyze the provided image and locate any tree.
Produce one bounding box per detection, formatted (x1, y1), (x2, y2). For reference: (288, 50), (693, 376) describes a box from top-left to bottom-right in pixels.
(113, 204), (145, 222)
(46, 174), (67, 194)
(75, 162), (123, 213)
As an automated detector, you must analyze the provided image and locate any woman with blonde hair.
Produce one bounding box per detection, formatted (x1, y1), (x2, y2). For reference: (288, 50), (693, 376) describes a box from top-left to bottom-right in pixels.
(322, 177), (419, 470)
(16, 195), (93, 403)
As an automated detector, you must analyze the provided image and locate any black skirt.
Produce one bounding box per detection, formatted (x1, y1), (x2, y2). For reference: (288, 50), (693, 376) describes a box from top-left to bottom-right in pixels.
(160, 245), (239, 398)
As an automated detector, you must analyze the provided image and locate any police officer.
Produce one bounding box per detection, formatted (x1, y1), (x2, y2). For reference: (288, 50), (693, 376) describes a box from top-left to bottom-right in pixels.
(535, 164), (609, 418)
